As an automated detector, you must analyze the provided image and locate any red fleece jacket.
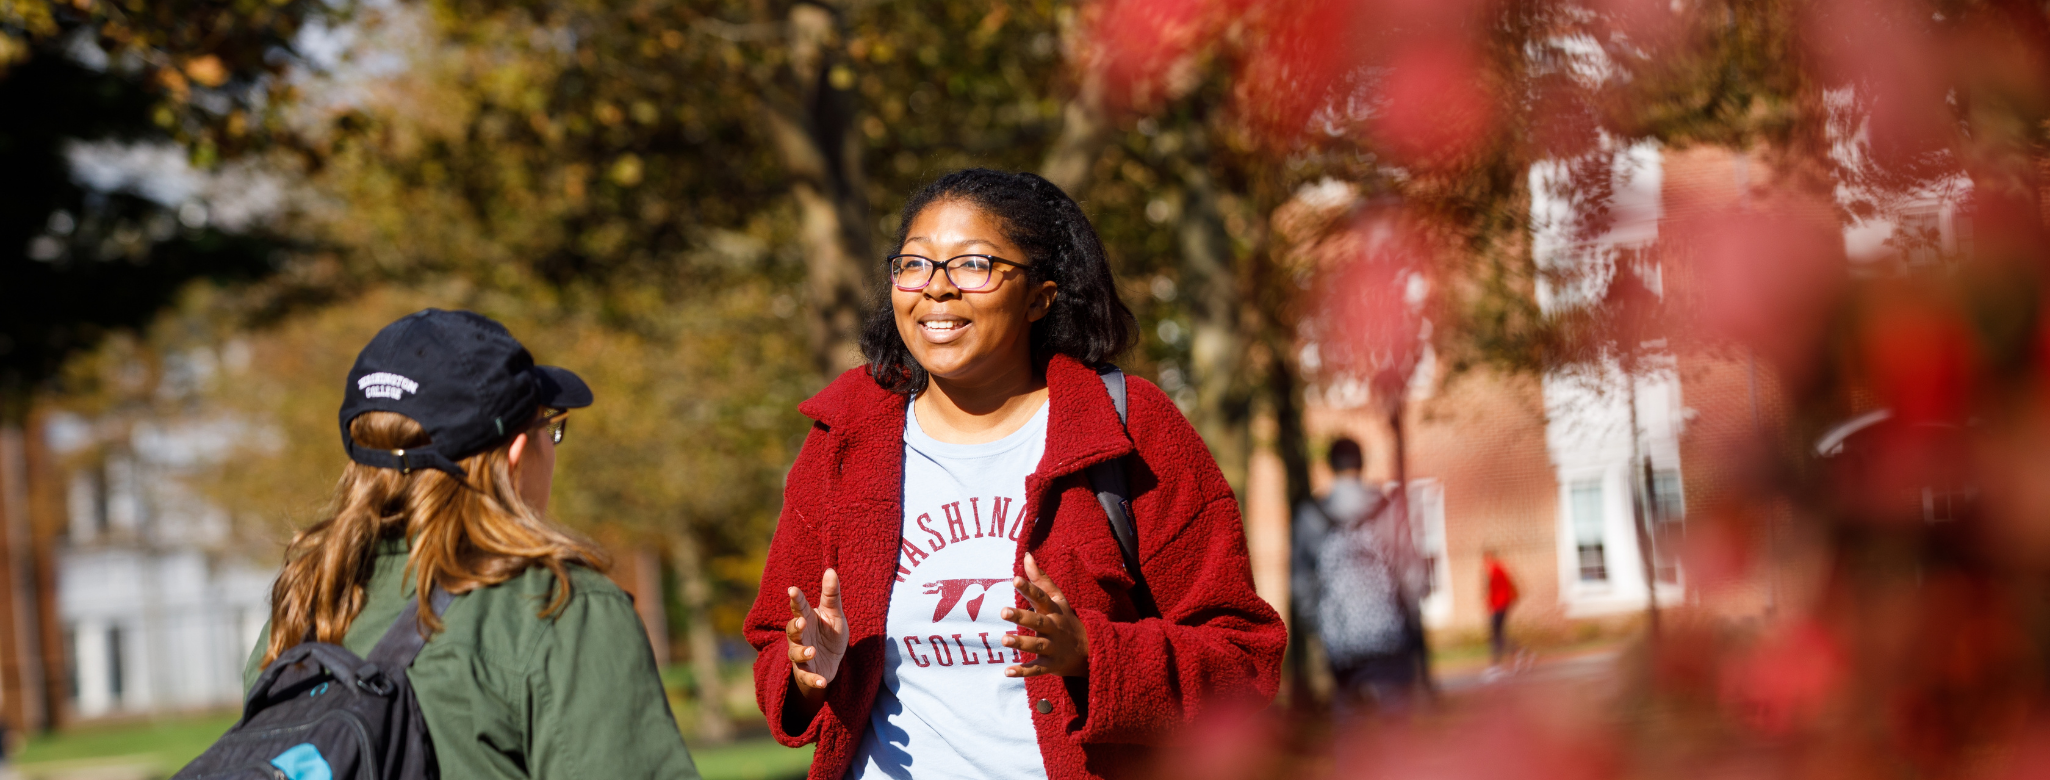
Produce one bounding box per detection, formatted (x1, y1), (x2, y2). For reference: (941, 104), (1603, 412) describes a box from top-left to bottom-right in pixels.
(746, 355), (1287, 780)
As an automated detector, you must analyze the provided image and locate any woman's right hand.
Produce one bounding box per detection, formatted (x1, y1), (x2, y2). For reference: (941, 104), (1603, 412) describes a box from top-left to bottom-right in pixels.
(786, 568), (847, 705)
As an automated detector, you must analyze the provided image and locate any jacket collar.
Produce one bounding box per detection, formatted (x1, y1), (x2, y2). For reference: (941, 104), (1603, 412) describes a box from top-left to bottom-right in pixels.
(1035, 354), (1134, 480)
(799, 353), (1134, 483)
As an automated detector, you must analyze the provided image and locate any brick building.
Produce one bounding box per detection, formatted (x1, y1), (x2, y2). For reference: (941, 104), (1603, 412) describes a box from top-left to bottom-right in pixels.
(1252, 144), (1922, 647)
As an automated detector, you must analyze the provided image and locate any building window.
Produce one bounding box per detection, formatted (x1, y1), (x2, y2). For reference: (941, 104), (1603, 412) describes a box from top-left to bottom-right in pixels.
(106, 626), (124, 704)
(64, 626), (78, 703)
(92, 465), (112, 537)
(1405, 480), (1448, 599)
(1571, 480), (1608, 582)
(67, 466), (112, 545)
(1900, 209), (1942, 266)
(1650, 469), (1685, 584)
(1952, 212), (1974, 261)
(1923, 484), (1971, 523)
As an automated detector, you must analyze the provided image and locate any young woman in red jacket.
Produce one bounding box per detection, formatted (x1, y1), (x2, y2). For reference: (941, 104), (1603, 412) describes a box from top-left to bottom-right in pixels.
(746, 169), (1287, 780)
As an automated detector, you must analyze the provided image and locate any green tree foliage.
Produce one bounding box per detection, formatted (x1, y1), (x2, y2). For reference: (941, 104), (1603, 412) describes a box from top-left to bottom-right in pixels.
(0, 0), (334, 414)
(30, 0), (1218, 739)
(228, 0), (1084, 589)
(268, 0), (1079, 362)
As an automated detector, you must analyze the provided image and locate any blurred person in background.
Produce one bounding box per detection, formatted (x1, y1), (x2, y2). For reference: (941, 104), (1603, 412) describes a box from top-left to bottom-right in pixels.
(1484, 547), (1519, 676)
(747, 168), (1286, 780)
(244, 309), (699, 779)
(1292, 438), (1430, 718)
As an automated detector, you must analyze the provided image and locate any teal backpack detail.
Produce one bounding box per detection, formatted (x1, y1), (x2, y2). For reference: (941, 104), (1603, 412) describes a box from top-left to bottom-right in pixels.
(269, 744), (333, 780)
(172, 589), (451, 780)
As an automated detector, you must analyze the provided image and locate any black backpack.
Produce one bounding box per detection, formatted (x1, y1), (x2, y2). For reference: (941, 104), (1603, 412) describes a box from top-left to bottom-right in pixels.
(1088, 365), (1159, 619)
(175, 588), (452, 780)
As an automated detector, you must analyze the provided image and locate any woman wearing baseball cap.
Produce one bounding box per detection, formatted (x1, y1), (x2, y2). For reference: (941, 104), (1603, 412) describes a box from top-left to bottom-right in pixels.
(243, 309), (699, 778)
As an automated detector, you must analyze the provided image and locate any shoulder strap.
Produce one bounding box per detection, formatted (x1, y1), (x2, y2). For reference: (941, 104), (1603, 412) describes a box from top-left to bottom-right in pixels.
(1088, 365), (1160, 618)
(365, 586), (455, 671)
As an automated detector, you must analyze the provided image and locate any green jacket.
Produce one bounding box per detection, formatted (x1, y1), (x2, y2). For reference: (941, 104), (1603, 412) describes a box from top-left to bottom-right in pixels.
(244, 541), (700, 779)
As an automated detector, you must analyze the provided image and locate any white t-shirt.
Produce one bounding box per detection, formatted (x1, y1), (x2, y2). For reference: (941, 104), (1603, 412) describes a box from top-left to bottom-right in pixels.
(847, 398), (1050, 780)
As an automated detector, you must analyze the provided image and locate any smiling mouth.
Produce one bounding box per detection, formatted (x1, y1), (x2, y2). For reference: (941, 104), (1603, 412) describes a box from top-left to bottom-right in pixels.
(918, 317), (971, 341)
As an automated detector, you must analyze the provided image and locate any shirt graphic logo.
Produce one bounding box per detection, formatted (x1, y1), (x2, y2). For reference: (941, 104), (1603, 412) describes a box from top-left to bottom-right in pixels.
(922, 578), (1007, 623)
(357, 372), (420, 400)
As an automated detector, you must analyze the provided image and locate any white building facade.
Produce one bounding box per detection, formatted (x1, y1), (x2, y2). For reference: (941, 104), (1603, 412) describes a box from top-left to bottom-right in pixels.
(50, 417), (272, 719)
(1543, 367), (1688, 617)
(1532, 141), (1691, 617)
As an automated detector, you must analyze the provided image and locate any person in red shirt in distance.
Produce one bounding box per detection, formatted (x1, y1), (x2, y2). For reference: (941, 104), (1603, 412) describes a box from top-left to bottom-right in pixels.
(1484, 548), (1518, 672)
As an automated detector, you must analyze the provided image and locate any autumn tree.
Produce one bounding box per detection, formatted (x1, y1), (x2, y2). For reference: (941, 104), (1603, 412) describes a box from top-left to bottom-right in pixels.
(127, 0), (1120, 742)
(0, 0), (342, 411)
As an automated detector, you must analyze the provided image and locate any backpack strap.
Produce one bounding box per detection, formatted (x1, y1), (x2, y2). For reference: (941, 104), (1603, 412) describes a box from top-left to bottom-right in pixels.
(1087, 365), (1160, 619)
(365, 586), (455, 672)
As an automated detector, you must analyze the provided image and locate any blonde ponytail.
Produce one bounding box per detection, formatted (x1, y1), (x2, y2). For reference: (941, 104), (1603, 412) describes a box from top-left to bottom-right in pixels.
(262, 411), (605, 666)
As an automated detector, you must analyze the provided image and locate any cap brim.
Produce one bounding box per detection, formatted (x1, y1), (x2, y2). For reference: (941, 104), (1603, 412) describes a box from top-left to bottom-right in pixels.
(532, 365), (594, 409)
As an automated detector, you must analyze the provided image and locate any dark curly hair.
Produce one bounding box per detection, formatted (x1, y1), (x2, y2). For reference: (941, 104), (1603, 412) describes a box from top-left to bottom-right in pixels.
(860, 168), (1138, 394)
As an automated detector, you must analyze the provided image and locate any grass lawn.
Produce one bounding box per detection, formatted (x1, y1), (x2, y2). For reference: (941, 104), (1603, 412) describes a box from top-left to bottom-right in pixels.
(13, 713), (812, 779)
(15, 713), (239, 776)
(683, 737), (815, 780)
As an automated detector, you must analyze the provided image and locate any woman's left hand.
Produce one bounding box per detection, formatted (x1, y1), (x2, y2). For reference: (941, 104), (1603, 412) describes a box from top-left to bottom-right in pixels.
(1001, 553), (1090, 678)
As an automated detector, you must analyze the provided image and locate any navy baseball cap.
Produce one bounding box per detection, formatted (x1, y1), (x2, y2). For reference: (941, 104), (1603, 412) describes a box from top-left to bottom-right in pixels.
(339, 309), (592, 477)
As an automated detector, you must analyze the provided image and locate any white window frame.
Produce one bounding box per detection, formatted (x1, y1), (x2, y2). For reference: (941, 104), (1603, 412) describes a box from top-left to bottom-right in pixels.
(1567, 478), (1610, 584)
(1555, 462), (1689, 616)
(1405, 480), (1452, 627)
(1649, 468), (1687, 586)
(1557, 464), (1624, 609)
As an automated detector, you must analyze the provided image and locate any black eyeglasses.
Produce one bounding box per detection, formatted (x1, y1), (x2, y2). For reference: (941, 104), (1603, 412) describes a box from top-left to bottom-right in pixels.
(535, 408), (568, 445)
(887, 254), (1029, 292)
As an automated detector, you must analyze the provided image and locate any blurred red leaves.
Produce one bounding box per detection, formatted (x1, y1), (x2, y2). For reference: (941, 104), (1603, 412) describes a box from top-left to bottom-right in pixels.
(1817, 286), (1982, 523)
(1884, 575), (2031, 768)
(1092, 0), (1227, 111)
(1232, 0), (1369, 143)
(1804, 0), (1953, 170)
(1076, 0), (2050, 776)
(1147, 701), (1286, 780)
(1990, 720), (2050, 780)
(1087, 0), (1503, 158)
(1338, 698), (1618, 780)
(1975, 406), (2050, 566)
(1529, 79), (1602, 160)
(1311, 208), (1431, 384)
(1678, 502), (1763, 592)
(1719, 619), (1846, 736)
(1857, 289), (1977, 426)
(1371, 46), (1495, 169)
(1669, 209), (1845, 384)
